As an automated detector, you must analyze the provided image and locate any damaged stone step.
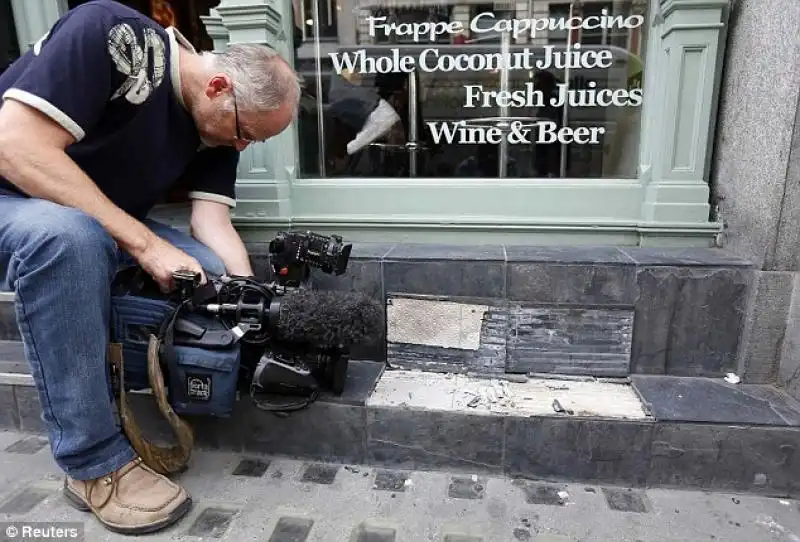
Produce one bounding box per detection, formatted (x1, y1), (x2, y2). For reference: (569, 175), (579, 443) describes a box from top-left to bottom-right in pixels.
(3, 343), (800, 497)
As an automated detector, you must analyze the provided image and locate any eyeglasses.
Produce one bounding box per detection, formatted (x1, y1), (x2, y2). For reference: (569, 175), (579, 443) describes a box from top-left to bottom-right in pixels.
(232, 91), (254, 143)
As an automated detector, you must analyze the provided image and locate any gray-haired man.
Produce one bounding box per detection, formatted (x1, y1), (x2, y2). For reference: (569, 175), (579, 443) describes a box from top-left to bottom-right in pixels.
(0, 0), (299, 534)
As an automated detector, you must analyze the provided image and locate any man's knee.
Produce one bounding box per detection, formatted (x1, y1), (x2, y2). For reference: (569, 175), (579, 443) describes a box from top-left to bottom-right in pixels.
(196, 248), (226, 277)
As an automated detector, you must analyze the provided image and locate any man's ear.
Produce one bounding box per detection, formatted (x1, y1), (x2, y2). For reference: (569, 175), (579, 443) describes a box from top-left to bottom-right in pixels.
(205, 74), (233, 99)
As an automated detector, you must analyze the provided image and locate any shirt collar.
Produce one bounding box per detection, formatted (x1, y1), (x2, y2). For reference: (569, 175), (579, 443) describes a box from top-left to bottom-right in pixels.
(165, 26), (196, 110)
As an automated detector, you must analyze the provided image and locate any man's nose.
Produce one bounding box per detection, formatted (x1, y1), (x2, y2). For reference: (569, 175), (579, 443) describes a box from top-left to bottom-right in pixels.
(235, 140), (250, 152)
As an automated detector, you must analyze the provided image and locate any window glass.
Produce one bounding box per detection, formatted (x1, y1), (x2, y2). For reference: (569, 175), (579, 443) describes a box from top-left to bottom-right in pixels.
(291, 0), (648, 179)
(0, 0), (20, 76)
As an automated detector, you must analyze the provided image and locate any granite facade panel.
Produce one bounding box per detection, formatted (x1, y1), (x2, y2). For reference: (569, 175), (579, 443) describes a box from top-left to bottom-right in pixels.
(630, 266), (753, 376)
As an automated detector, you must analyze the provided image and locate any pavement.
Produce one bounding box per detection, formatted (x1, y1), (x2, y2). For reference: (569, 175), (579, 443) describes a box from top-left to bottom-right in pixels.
(0, 429), (799, 542)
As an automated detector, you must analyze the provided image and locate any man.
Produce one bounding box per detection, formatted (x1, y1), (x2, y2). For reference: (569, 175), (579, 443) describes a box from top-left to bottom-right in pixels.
(0, 0), (299, 535)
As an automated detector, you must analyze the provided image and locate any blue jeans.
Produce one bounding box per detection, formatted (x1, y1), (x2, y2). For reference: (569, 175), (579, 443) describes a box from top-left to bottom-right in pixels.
(0, 194), (226, 480)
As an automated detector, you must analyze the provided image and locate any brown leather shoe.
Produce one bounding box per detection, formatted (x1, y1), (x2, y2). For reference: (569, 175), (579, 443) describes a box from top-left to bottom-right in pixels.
(62, 457), (192, 535)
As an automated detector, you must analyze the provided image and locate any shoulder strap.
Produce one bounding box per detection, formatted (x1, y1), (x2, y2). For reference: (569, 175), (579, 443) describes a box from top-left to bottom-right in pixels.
(108, 336), (194, 475)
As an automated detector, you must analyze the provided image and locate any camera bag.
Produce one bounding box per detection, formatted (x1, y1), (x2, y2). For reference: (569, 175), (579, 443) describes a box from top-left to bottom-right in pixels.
(109, 291), (242, 418)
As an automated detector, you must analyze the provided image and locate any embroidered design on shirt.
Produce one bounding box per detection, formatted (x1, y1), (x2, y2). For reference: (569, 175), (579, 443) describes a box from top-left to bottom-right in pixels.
(107, 23), (166, 105)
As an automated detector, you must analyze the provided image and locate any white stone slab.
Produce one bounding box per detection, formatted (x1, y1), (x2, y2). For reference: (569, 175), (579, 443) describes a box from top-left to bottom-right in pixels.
(386, 297), (488, 351)
(367, 369), (650, 419)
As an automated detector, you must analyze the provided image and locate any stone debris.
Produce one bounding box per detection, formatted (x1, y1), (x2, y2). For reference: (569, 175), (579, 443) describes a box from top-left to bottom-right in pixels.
(463, 379), (517, 410)
(370, 369), (650, 419)
(552, 399), (574, 415)
(528, 372), (595, 382)
(724, 373), (741, 384)
(546, 384), (570, 391)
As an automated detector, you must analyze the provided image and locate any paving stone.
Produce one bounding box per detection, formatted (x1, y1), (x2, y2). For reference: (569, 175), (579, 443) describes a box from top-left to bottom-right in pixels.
(301, 463), (339, 485)
(186, 506), (238, 538)
(513, 480), (567, 506)
(232, 458), (269, 477)
(602, 487), (651, 513)
(0, 486), (51, 514)
(268, 516), (314, 542)
(373, 470), (409, 492)
(4, 436), (47, 454)
(352, 522), (396, 542)
(0, 428), (790, 542)
(448, 476), (485, 500)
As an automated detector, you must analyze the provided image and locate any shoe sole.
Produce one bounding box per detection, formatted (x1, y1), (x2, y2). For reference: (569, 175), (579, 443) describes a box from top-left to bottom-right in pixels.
(62, 485), (192, 535)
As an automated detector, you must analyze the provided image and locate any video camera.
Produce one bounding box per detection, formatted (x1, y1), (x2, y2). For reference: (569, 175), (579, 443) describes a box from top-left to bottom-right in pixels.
(267, 230), (352, 288)
(111, 230), (380, 415)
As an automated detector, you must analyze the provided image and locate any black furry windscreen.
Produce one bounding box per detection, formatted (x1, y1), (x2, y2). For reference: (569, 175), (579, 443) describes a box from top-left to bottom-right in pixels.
(275, 289), (384, 348)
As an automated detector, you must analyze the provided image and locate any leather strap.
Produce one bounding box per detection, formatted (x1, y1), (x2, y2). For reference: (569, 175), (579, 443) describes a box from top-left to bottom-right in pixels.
(108, 339), (194, 475)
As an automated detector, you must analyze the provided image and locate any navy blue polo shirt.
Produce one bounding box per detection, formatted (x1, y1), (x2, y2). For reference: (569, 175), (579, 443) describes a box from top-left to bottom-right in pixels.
(0, 0), (239, 219)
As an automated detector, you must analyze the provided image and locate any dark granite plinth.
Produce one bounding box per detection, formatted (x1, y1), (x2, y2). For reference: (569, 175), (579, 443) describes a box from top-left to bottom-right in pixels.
(507, 264), (638, 306)
(632, 375), (800, 426)
(0, 299), (18, 341)
(619, 247), (752, 267)
(1, 243), (756, 379)
(15, 387), (44, 434)
(630, 266), (752, 376)
(648, 423), (800, 496)
(3, 368), (800, 496)
(0, 385), (19, 429)
(366, 406), (505, 474)
(0, 341), (26, 374)
(504, 246), (635, 264)
(506, 306), (633, 377)
(505, 417), (654, 486)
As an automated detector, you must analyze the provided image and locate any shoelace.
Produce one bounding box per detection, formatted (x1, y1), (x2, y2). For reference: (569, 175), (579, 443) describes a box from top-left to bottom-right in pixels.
(85, 457), (144, 510)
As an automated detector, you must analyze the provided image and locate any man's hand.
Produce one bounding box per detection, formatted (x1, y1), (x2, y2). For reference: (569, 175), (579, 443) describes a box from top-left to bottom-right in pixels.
(131, 235), (206, 293)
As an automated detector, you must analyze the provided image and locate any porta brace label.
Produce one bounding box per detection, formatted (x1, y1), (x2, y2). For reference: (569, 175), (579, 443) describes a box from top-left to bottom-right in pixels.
(185, 373), (212, 402)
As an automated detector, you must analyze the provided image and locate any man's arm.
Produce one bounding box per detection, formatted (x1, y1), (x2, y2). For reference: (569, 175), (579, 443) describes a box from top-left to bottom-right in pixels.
(179, 146), (254, 276)
(0, 101), (206, 290)
(190, 199), (254, 276)
(0, 4), (206, 290)
(0, 100), (154, 254)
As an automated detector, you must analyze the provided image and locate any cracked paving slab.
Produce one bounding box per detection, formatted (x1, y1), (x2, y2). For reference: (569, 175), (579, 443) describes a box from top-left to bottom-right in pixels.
(0, 429), (799, 541)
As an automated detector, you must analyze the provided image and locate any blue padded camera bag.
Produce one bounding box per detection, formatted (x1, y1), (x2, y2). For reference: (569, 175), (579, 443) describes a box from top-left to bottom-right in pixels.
(109, 293), (241, 418)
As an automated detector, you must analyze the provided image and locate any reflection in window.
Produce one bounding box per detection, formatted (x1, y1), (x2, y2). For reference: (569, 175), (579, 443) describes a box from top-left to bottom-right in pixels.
(0, 0), (20, 76)
(290, 0), (648, 180)
(301, 0), (339, 40)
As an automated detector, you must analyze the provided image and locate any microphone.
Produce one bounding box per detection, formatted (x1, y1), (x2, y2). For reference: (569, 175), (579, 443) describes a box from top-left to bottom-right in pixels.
(270, 289), (384, 348)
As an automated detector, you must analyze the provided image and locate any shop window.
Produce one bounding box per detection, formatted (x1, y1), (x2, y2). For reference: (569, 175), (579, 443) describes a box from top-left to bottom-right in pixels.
(292, 0), (648, 179)
(0, 0), (20, 76)
(299, 0), (340, 40)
